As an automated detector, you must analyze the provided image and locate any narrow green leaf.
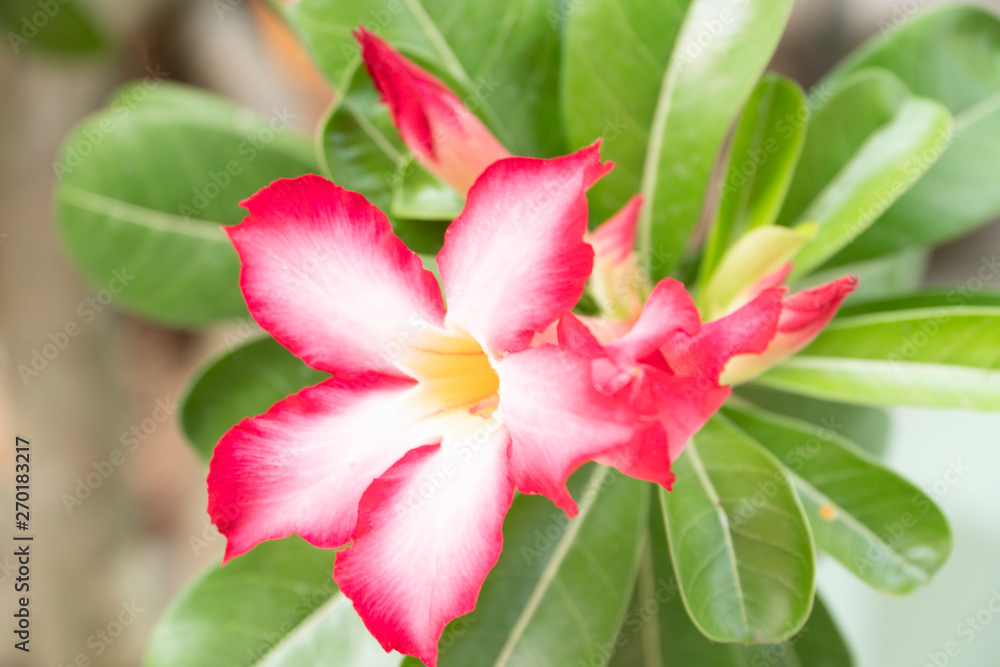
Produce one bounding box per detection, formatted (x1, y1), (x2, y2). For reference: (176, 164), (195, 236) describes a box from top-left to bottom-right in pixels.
(837, 290), (1000, 317)
(143, 537), (395, 667)
(788, 95), (951, 278)
(562, 0), (793, 277)
(55, 82), (317, 326)
(287, 0), (564, 157)
(700, 75), (808, 284)
(403, 465), (649, 666)
(180, 337), (326, 462)
(822, 6), (1000, 263)
(758, 303), (1000, 409)
(661, 415), (815, 643)
(778, 70), (909, 227)
(791, 247), (929, 307)
(734, 385), (891, 458)
(723, 403), (951, 594)
(610, 499), (852, 666)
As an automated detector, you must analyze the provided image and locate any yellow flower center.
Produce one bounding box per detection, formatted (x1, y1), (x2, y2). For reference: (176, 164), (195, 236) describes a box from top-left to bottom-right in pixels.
(396, 326), (500, 417)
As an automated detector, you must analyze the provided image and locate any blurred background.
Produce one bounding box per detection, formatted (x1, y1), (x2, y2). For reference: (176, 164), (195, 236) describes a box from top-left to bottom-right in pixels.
(0, 0), (998, 665)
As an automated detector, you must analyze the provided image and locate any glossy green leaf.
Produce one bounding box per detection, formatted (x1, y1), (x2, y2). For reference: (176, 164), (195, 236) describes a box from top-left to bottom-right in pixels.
(723, 403), (951, 594)
(0, 0), (105, 55)
(55, 82), (318, 326)
(758, 302), (1000, 409)
(562, 0), (793, 277)
(319, 66), (405, 211)
(792, 247), (929, 307)
(823, 6), (1000, 263)
(287, 0), (564, 157)
(609, 500), (852, 666)
(838, 290), (1000, 317)
(700, 75), (808, 284)
(319, 68), (449, 256)
(403, 465), (648, 666)
(180, 336), (326, 462)
(660, 415), (815, 643)
(778, 70), (952, 277)
(144, 537), (395, 667)
(734, 385), (891, 458)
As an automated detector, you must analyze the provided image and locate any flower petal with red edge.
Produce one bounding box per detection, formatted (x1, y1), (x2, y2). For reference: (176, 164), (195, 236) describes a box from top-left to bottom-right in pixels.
(605, 278), (701, 365)
(438, 143), (613, 355)
(228, 175), (446, 378)
(721, 275), (857, 384)
(497, 345), (636, 516)
(356, 28), (510, 195)
(334, 420), (513, 667)
(663, 287), (785, 385)
(208, 374), (438, 563)
(588, 194), (643, 264)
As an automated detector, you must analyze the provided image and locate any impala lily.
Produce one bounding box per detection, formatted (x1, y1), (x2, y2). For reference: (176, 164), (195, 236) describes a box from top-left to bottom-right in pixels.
(357, 27), (509, 195)
(208, 144), (712, 667)
(695, 224), (859, 384)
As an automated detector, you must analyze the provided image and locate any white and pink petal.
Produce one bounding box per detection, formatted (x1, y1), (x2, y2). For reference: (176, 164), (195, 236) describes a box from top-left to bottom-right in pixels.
(228, 175), (446, 378)
(438, 143), (613, 355)
(334, 419), (513, 667)
(208, 373), (437, 563)
(497, 345), (636, 516)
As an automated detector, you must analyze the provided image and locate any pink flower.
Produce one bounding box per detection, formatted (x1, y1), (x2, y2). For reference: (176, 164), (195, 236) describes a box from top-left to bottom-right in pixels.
(357, 28), (510, 195)
(208, 144), (702, 666)
(719, 270), (858, 384)
(559, 279), (786, 471)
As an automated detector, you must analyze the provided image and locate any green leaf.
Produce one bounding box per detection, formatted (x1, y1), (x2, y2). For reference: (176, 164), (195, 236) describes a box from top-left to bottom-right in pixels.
(287, 0), (564, 157)
(143, 537), (396, 667)
(776, 69), (952, 278)
(792, 247), (929, 307)
(822, 6), (1000, 263)
(758, 301), (1000, 409)
(723, 403), (951, 594)
(734, 385), (890, 458)
(390, 160), (464, 221)
(610, 500), (852, 666)
(837, 289), (1000, 317)
(0, 0), (105, 55)
(319, 68), (449, 256)
(319, 67), (404, 211)
(55, 82), (318, 327)
(180, 336), (326, 462)
(403, 465), (649, 666)
(700, 75), (808, 284)
(660, 415), (815, 643)
(562, 0), (793, 277)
